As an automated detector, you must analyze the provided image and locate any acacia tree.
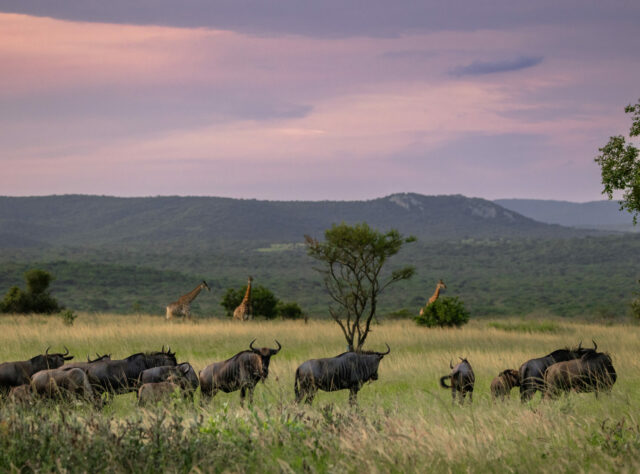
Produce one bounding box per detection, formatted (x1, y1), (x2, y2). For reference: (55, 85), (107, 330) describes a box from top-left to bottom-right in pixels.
(595, 99), (640, 224)
(305, 222), (415, 351)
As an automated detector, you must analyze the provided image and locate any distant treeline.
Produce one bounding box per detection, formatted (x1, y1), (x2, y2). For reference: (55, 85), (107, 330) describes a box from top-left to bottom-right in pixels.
(1, 235), (638, 318)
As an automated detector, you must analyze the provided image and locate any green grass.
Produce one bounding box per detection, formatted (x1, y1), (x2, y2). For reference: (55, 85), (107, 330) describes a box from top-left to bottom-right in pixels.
(487, 320), (563, 333)
(1, 315), (639, 472)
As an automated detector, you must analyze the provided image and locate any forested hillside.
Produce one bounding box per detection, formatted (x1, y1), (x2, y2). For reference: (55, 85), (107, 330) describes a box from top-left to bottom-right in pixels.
(0, 194), (637, 318)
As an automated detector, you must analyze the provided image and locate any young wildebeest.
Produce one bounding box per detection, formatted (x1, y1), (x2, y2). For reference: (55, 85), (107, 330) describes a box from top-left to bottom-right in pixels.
(544, 342), (616, 399)
(82, 347), (177, 395)
(199, 340), (281, 405)
(519, 342), (592, 402)
(139, 362), (199, 396)
(440, 358), (475, 405)
(490, 369), (520, 401)
(31, 367), (94, 401)
(294, 344), (391, 406)
(137, 381), (181, 405)
(0, 347), (74, 395)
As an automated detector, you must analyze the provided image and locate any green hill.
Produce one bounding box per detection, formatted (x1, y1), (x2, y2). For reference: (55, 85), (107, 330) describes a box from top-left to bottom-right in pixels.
(0, 194), (637, 318)
(0, 193), (589, 248)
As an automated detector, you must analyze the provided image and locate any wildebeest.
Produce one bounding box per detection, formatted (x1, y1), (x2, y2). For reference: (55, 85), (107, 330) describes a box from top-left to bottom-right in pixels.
(490, 369), (520, 401)
(82, 347), (177, 395)
(31, 367), (94, 401)
(61, 353), (111, 370)
(8, 384), (33, 404)
(139, 362), (199, 393)
(519, 342), (592, 401)
(294, 344), (390, 406)
(138, 382), (180, 405)
(440, 358), (475, 404)
(0, 347), (74, 394)
(199, 339), (281, 404)
(544, 342), (616, 399)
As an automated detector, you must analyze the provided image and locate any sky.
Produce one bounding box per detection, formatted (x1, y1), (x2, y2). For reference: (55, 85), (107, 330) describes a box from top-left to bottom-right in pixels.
(1, 1), (639, 202)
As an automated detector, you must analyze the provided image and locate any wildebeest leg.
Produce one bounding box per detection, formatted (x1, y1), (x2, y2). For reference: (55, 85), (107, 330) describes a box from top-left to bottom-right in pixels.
(451, 387), (457, 405)
(467, 390), (473, 404)
(240, 387), (246, 406)
(304, 388), (316, 405)
(349, 388), (358, 406)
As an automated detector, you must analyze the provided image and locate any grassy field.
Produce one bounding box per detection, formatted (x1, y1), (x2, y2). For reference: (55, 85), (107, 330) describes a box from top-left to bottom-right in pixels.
(1, 314), (639, 472)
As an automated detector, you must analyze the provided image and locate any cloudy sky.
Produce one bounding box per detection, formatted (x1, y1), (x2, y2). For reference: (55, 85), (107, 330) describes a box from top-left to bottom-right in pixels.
(1, 1), (639, 201)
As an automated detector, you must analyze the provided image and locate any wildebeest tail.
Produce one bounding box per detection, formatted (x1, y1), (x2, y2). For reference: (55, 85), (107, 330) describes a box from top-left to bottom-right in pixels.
(440, 375), (451, 388)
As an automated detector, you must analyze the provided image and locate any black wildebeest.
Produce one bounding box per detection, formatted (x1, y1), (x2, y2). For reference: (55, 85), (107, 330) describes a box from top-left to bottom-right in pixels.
(490, 369), (520, 401)
(519, 342), (592, 401)
(440, 358), (475, 404)
(31, 367), (94, 400)
(294, 344), (390, 406)
(199, 339), (281, 404)
(544, 342), (616, 399)
(139, 362), (199, 393)
(61, 353), (111, 370)
(0, 347), (74, 395)
(82, 347), (177, 395)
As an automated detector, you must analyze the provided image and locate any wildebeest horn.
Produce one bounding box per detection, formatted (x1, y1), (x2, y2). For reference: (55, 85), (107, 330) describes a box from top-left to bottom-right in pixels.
(578, 340), (582, 350)
(379, 343), (391, 356)
(45, 346), (50, 356)
(449, 359), (454, 369)
(249, 338), (257, 351)
(592, 339), (597, 351)
(63, 346), (70, 356)
(272, 340), (282, 354)
(161, 345), (165, 353)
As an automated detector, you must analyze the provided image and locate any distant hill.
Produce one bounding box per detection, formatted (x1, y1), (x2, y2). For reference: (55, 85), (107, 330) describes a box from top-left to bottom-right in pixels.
(495, 199), (637, 232)
(0, 194), (590, 249)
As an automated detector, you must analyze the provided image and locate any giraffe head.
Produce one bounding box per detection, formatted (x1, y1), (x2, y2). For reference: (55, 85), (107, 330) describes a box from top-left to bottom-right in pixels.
(201, 280), (211, 291)
(248, 276), (254, 283)
(437, 279), (447, 290)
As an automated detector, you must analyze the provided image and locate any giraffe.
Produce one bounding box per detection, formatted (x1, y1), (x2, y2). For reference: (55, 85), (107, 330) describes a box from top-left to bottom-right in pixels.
(166, 281), (210, 320)
(233, 276), (253, 321)
(419, 279), (447, 316)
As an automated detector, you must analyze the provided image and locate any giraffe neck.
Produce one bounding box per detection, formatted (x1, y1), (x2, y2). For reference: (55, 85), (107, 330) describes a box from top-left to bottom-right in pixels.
(241, 281), (252, 304)
(178, 284), (204, 305)
(432, 286), (441, 300)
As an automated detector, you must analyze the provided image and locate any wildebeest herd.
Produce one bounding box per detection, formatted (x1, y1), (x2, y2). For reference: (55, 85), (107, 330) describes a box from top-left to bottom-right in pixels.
(0, 339), (616, 407)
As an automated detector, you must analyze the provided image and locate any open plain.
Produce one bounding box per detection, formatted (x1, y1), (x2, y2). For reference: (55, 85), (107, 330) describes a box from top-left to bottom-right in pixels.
(1, 314), (639, 473)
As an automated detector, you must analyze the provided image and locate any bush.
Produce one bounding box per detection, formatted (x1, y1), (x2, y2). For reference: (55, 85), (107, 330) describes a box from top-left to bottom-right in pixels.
(220, 285), (279, 319)
(414, 297), (470, 328)
(277, 301), (304, 320)
(631, 298), (640, 320)
(59, 309), (78, 326)
(0, 270), (62, 314)
(384, 308), (414, 320)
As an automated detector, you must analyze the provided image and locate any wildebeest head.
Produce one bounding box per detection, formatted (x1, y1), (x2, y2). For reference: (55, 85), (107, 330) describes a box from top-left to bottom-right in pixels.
(358, 343), (391, 381)
(499, 369), (520, 387)
(87, 353), (111, 363)
(249, 339), (282, 379)
(147, 346), (177, 367)
(33, 346), (74, 371)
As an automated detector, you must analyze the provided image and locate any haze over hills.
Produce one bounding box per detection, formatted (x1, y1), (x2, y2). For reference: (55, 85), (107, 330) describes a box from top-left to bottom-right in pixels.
(0, 193), (590, 248)
(495, 199), (637, 232)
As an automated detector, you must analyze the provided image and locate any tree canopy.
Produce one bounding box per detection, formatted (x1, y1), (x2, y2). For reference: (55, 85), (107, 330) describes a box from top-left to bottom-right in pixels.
(305, 222), (415, 351)
(595, 99), (640, 224)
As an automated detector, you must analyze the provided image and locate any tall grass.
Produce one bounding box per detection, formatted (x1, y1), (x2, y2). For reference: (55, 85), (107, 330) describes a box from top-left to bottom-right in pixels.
(1, 314), (639, 472)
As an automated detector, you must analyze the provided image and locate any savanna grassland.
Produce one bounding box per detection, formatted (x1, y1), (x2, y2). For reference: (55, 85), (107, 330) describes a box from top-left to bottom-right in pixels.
(1, 314), (639, 473)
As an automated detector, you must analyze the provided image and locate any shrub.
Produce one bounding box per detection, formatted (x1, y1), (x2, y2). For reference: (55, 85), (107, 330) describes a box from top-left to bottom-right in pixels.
(220, 285), (279, 319)
(631, 298), (640, 320)
(59, 309), (78, 326)
(0, 270), (62, 314)
(414, 297), (469, 328)
(277, 301), (304, 320)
